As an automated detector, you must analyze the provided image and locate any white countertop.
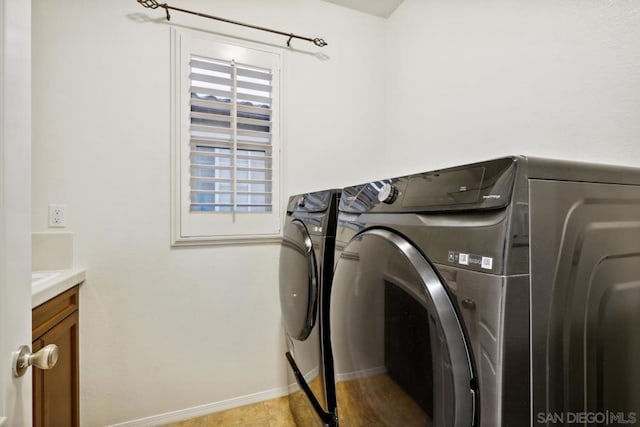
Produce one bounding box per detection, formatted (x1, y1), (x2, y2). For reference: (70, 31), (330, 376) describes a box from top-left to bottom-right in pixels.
(32, 268), (86, 308)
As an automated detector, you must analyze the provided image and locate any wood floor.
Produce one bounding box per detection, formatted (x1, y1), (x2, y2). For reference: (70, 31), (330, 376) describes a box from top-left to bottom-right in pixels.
(161, 396), (296, 427)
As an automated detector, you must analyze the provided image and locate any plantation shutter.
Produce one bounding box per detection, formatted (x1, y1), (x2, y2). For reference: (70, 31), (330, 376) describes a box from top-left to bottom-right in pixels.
(189, 56), (273, 213)
(172, 29), (282, 245)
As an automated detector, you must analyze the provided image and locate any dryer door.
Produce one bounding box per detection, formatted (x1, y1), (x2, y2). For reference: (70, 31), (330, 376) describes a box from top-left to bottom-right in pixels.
(331, 228), (476, 427)
(280, 219), (318, 341)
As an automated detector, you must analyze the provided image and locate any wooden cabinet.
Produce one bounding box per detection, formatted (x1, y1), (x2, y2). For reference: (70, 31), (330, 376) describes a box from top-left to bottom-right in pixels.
(32, 285), (80, 427)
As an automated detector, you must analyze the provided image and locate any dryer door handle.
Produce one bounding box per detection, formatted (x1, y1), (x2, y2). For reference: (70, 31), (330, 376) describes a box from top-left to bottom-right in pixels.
(285, 351), (337, 426)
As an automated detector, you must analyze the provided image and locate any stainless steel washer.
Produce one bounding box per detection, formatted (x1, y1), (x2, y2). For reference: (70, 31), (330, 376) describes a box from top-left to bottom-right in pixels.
(329, 156), (640, 426)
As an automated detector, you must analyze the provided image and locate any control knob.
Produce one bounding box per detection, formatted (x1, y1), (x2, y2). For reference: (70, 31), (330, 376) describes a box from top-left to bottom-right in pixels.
(378, 183), (399, 204)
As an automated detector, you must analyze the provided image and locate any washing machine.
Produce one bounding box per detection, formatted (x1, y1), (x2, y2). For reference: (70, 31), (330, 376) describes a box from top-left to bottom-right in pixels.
(279, 190), (340, 426)
(329, 156), (640, 426)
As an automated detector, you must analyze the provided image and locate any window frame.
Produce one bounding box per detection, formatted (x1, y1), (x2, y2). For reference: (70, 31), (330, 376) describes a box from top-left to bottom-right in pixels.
(170, 28), (284, 246)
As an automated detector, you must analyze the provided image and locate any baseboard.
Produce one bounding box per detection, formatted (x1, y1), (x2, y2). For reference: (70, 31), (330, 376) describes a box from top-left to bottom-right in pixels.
(107, 386), (290, 427)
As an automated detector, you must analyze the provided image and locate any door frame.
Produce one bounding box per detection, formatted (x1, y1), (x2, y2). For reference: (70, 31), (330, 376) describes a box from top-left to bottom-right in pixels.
(0, 0), (33, 424)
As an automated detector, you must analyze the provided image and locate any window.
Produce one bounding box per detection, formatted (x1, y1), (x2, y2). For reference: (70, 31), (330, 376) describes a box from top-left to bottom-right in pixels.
(171, 29), (283, 245)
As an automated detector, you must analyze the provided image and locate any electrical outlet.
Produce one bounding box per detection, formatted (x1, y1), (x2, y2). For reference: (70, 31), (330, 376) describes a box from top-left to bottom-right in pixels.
(48, 204), (66, 228)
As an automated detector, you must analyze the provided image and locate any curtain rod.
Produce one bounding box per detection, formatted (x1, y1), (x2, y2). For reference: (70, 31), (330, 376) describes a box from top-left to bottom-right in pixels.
(137, 0), (328, 48)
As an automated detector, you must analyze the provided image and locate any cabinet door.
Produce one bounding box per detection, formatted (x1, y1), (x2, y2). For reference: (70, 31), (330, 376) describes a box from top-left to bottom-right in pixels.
(33, 311), (79, 427)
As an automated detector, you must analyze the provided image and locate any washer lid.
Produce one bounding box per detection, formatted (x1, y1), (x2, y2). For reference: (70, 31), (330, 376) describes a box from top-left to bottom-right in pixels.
(279, 219), (318, 340)
(330, 228), (476, 426)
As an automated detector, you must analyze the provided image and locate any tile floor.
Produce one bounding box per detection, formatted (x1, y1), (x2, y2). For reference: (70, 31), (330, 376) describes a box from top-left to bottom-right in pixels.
(163, 374), (431, 427)
(334, 373), (427, 426)
(163, 373), (426, 426)
(162, 396), (296, 427)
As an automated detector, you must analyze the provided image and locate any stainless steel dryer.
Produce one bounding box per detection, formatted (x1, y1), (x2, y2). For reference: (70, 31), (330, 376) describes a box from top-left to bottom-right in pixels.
(279, 190), (340, 426)
(329, 156), (640, 426)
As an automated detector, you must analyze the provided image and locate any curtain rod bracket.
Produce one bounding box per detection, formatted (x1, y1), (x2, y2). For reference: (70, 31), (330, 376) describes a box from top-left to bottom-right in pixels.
(136, 0), (328, 48)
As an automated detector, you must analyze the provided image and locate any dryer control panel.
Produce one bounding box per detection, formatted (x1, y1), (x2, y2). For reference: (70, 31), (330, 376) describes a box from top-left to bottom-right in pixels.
(340, 157), (518, 214)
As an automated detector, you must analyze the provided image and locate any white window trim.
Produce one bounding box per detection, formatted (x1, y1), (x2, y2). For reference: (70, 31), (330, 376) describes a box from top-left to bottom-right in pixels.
(170, 28), (284, 246)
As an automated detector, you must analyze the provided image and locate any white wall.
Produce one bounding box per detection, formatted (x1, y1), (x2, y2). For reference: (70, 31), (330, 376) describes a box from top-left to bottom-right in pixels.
(384, 0), (640, 175)
(31, 1), (385, 425)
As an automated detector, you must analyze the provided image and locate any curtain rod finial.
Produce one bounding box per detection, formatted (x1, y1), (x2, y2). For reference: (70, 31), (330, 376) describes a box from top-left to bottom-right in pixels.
(313, 38), (327, 48)
(137, 0), (159, 9)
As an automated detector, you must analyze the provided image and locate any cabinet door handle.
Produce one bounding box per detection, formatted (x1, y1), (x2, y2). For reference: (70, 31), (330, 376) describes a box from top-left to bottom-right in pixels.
(12, 344), (59, 377)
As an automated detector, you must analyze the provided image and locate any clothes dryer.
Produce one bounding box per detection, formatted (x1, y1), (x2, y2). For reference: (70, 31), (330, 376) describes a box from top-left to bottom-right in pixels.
(329, 156), (640, 426)
(279, 190), (340, 426)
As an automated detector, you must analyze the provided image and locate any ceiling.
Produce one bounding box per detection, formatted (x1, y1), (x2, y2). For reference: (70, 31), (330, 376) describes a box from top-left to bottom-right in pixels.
(321, 0), (405, 18)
